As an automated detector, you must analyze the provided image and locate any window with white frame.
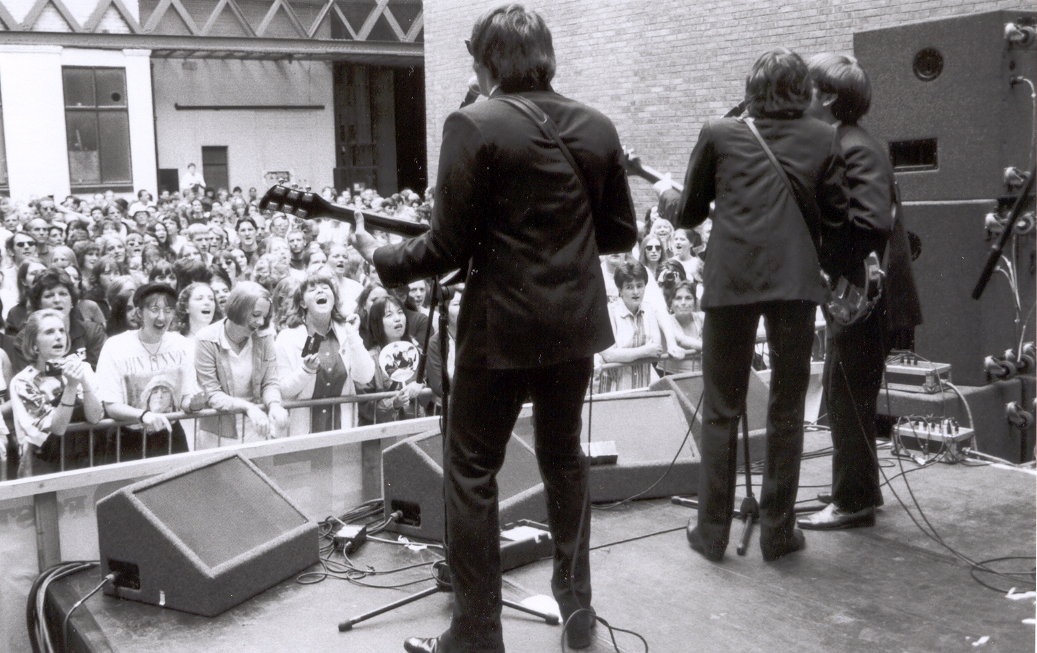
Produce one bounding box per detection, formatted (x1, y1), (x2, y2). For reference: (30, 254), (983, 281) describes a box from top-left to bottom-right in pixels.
(63, 67), (132, 191)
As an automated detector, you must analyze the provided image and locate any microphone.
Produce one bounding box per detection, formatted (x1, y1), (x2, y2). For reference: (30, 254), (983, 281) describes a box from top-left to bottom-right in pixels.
(460, 75), (482, 108)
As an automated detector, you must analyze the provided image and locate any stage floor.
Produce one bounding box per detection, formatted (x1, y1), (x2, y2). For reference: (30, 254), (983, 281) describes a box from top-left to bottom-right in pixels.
(51, 431), (1036, 653)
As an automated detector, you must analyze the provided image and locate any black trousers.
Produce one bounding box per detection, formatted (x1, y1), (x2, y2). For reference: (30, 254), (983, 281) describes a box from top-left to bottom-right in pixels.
(440, 358), (593, 653)
(697, 301), (815, 555)
(825, 301), (889, 512)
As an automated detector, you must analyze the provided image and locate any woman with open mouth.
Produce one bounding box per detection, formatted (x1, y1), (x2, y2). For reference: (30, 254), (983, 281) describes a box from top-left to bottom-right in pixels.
(173, 282), (218, 340)
(10, 308), (104, 477)
(275, 268), (374, 434)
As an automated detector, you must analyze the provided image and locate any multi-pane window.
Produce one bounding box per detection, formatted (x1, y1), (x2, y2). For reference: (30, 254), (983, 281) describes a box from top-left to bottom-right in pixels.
(63, 67), (132, 190)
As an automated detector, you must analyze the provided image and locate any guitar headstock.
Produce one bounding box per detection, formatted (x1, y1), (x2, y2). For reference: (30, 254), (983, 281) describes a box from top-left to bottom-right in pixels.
(620, 147), (648, 179)
(259, 185), (331, 220)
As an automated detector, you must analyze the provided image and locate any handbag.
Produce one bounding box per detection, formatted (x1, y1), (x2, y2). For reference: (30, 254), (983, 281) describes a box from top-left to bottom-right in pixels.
(741, 117), (887, 326)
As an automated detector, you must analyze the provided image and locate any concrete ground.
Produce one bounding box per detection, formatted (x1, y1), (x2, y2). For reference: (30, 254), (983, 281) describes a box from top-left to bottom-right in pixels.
(53, 431), (1036, 653)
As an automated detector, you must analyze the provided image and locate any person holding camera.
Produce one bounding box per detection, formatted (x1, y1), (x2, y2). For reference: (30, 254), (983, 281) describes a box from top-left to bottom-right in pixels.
(275, 268), (374, 433)
(677, 48), (849, 562)
(10, 309), (103, 477)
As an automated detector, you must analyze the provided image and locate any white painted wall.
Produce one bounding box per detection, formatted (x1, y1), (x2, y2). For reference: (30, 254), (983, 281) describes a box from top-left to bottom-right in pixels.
(0, 45), (157, 201)
(0, 45), (70, 199)
(152, 58), (336, 193)
(59, 47), (158, 198)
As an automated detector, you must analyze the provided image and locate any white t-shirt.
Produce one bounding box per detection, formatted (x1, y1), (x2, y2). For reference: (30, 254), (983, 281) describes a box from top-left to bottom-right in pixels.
(95, 330), (200, 413)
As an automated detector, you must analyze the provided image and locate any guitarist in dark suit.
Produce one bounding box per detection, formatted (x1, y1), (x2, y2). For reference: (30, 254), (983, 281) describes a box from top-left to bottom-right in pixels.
(677, 49), (849, 563)
(351, 6), (637, 652)
(798, 53), (922, 531)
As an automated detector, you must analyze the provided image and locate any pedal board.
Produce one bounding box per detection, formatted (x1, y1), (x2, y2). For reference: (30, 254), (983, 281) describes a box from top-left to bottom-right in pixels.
(892, 418), (974, 461)
(884, 354), (952, 394)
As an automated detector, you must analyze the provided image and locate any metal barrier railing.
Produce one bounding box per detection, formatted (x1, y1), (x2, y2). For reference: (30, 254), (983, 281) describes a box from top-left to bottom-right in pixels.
(2, 389), (437, 480)
(3, 320), (830, 480)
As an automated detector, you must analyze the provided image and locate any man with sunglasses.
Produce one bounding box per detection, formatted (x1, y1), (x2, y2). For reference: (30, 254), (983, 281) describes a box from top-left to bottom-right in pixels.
(351, 5), (637, 652)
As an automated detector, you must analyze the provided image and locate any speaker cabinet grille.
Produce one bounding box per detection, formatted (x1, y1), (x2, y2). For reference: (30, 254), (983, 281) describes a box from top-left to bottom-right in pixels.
(136, 456), (308, 568)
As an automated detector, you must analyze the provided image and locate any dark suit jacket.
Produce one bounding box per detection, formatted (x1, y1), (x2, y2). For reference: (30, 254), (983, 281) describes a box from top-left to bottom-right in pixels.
(677, 115), (848, 308)
(373, 88), (638, 369)
(837, 124), (922, 331)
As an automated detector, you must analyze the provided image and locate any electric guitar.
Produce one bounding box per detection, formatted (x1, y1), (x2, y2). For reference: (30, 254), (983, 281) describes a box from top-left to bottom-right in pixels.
(259, 185), (430, 238)
(620, 148), (684, 193)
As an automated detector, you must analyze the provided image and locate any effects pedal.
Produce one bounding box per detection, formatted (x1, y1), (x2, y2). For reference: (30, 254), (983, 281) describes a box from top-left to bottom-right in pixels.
(884, 353), (952, 394)
(500, 521), (554, 571)
(892, 418), (974, 462)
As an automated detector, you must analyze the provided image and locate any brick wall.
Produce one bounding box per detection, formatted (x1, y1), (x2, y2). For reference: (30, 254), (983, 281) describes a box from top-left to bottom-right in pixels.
(423, 0), (1032, 214)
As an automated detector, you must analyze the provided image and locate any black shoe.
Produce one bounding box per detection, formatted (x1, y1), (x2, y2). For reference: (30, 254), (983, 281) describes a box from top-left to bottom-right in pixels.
(798, 504), (875, 531)
(403, 637), (439, 653)
(562, 608), (596, 649)
(760, 528), (806, 562)
(686, 522), (724, 562)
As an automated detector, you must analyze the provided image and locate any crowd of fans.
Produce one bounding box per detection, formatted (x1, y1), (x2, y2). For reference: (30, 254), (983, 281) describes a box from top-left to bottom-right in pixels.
(0, 179), (708, 479)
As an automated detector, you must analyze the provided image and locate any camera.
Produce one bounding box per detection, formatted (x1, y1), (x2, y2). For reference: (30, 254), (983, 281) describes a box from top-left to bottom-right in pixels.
(302, 333), (324, 357)
(44, 361), (63, 378)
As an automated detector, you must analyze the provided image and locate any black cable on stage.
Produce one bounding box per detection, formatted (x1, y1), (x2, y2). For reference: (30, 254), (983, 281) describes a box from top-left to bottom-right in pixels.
(590, 525), (686, 551)
(592, 389), (703, 511)
(840, 363), (1037, 592)
(62, 573), (115, 651)
(26, 561), (97, 653)
(561, 374), (650, 652)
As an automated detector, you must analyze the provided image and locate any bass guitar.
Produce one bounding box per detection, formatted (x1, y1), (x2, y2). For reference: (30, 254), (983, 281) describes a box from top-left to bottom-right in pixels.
(259, 185), (430, 238)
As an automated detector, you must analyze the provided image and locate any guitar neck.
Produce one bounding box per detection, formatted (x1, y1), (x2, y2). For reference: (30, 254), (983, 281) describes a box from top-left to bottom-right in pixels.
(319, 203), (430, 238)
(633, 164), (684, 193)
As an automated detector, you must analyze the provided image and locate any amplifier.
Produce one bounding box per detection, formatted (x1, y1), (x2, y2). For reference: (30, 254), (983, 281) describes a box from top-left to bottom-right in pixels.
(892, 418), (975, 462)
(883, 354), (952, 393)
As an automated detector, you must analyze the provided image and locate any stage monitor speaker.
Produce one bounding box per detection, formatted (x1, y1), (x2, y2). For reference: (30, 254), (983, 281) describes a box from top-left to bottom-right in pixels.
(854, 10), (1036, 202)
(96, 453), (319, 617)
(381, 429), (547, 542)
(514, 390), (700, 502)
(650, 370), (770, 438)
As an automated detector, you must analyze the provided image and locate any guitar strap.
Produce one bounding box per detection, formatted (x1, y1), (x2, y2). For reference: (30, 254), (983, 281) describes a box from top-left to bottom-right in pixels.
(494, 94), (594, 212)
(741, 117), (893, 275)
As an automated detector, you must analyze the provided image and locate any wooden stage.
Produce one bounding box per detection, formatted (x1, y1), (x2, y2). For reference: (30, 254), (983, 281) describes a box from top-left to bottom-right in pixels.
(49, 430), (1036, 653)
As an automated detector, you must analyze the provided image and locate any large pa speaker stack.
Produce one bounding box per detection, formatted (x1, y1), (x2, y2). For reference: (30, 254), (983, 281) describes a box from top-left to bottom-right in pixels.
(96, 454), (319, 617)
(381, 429), (548, 542)
(854, 10), (1036, 385)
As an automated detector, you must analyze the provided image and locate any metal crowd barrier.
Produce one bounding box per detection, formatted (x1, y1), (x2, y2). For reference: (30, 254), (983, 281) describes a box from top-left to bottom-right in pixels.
(2, 390), (438, 480)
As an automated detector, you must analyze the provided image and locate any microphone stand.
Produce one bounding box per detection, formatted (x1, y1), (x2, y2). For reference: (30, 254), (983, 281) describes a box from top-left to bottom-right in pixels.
(338, 277), (558, 632)
(672, 411), (822, 544)
(972, 162), (1036, 300)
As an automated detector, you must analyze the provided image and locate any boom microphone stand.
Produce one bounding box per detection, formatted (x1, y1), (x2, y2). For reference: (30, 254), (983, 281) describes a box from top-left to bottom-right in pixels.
(973, 162), (1036, 300)
(338, 276), (558, 632)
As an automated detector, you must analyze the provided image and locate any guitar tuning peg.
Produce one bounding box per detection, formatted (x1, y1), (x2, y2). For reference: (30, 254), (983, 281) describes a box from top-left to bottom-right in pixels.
(267, 202), (281, 212)
(297, 209), (308, 218)
(271, 186), (287, 198)
(287, 190), (301, 202)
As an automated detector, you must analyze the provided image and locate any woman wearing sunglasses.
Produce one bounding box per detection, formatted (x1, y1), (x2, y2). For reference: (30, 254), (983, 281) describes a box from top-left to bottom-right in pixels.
(638, 234), (669, 280)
